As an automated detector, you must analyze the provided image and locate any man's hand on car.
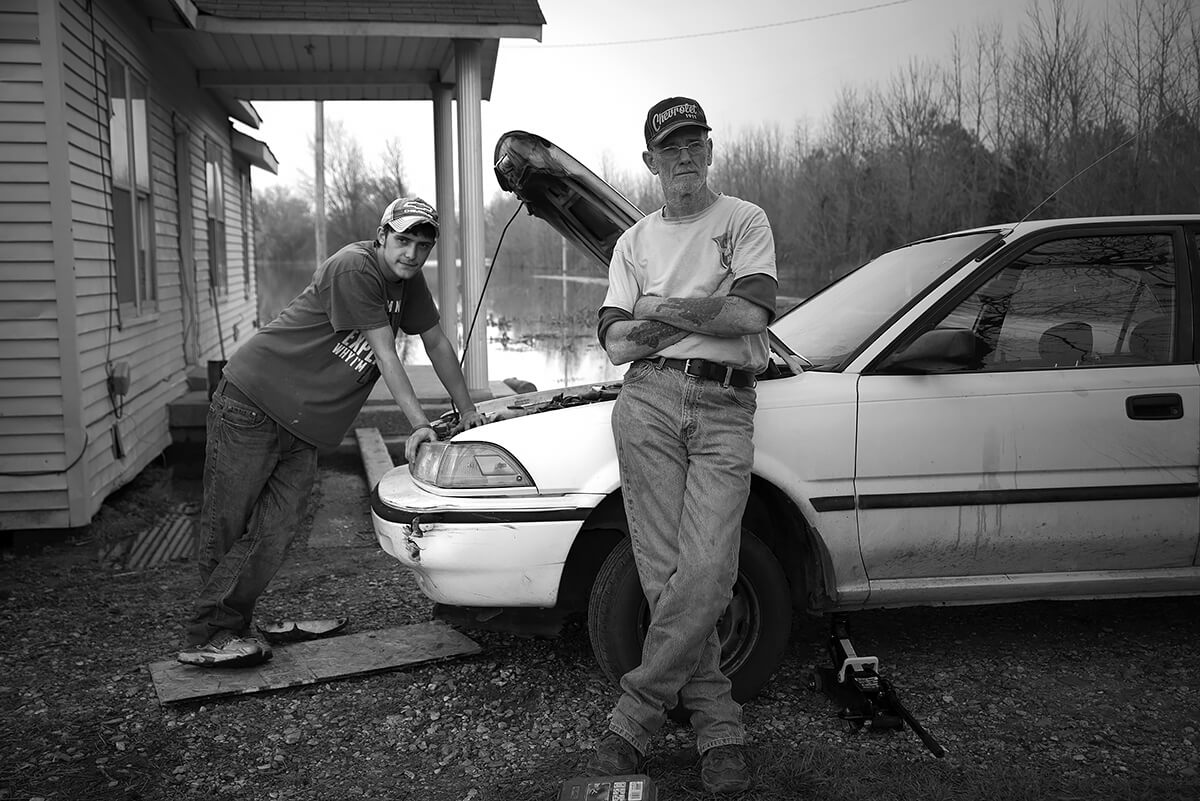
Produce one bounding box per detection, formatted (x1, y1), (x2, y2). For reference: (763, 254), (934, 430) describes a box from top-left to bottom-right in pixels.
(455, 410), (487, 433)
(405, 425), (437, 465)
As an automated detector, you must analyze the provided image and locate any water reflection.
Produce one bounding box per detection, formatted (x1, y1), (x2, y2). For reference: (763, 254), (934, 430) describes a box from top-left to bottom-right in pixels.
(260, 257), (623, 392)
(484, 315), (622, 390)
(404, 270), (623, 392)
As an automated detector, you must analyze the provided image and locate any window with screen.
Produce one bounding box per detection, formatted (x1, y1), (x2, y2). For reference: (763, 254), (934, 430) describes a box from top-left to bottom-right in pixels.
(107, 52), (156, 316)
(206, 139), (227, 294)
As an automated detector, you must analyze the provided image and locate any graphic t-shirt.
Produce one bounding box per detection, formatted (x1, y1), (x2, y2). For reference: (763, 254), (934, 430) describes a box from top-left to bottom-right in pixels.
(601, 194), (777, 372)
(224, 241), (439, 449)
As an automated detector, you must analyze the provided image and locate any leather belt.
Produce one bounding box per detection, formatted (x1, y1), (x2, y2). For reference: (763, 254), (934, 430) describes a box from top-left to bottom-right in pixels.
(648, 357), (756, 388)
(215, 377), (258, 407)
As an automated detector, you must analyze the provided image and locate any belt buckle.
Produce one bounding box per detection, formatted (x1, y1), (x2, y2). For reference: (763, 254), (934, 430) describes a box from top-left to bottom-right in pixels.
(682, 358), (704, 378)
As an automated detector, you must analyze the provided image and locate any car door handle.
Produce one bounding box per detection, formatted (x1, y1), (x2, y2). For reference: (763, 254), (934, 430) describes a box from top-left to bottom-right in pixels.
(1126, 393), (1183, 420)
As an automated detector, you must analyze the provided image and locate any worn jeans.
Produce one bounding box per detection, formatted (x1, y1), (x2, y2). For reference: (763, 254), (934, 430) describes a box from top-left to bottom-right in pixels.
(608, 360), (756, 755)
(185, 382), (318, 646)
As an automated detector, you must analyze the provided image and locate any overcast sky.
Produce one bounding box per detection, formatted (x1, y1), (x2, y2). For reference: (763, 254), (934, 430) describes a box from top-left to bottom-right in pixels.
(240, 0), (1107, 202)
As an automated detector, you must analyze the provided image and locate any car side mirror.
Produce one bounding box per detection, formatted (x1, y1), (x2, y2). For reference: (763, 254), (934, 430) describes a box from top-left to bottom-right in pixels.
(876, 328), (988, 374)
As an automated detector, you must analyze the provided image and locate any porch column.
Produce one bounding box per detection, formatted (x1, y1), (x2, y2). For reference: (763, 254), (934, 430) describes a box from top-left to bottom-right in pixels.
(432, 84), (459, 348)
(454, 38), (489, 397)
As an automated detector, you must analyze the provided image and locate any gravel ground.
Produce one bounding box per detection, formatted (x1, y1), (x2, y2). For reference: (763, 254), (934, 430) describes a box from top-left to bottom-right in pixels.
(1, 458), (1198, 801)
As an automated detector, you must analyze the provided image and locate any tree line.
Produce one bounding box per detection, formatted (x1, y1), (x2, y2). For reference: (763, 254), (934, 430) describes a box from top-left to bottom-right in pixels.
(253, 120), (408, 321)
(257, 0), (1200, 311)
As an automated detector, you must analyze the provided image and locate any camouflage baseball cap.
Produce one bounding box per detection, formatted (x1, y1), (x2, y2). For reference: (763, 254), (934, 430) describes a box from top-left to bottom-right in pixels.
(380, 196), (439, 235)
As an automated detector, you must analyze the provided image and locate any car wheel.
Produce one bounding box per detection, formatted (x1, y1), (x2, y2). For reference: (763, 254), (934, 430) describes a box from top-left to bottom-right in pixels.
(586, 528), (792, 716)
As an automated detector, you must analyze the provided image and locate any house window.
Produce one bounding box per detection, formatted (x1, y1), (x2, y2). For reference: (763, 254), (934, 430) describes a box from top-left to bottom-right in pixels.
(206, 139), (227, 294)
(240, 167), (252, 299)
(106, 53), (156, 315)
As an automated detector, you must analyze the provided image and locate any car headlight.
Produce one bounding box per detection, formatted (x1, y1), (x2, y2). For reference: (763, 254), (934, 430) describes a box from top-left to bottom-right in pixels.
(410, 441), (535, 489)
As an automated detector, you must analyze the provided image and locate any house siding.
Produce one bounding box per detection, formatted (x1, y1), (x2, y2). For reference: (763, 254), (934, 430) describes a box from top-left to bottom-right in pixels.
(0, 0), (75, 528)
(1, 0), (261, 530)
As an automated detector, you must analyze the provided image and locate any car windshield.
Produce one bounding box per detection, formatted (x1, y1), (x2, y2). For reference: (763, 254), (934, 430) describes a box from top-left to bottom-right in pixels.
(771, 232), (1000, 370)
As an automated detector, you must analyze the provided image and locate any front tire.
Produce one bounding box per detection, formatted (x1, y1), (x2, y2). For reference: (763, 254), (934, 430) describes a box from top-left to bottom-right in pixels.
(586, 528), (792, 710)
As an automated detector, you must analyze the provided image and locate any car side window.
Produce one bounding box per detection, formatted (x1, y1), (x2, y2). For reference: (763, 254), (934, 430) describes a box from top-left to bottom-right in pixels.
(934, 233), (1176, 371)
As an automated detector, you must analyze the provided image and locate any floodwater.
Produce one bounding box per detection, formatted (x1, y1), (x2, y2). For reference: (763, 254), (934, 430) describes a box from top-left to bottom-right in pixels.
(261, 259), (624, 393)
(403, 269), (624, 393)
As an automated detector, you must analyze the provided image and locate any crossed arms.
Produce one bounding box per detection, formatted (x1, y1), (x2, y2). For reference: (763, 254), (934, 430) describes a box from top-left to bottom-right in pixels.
(603, 294), (770, 365)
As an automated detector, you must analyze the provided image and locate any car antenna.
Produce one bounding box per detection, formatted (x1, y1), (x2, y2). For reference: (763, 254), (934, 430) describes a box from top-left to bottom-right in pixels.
(1017, 89), (1200, 226)
(454, 201), (527, 402)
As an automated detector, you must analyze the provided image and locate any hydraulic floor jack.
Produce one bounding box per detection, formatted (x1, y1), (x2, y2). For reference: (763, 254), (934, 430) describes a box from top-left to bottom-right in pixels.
(807, 614), (946, 758)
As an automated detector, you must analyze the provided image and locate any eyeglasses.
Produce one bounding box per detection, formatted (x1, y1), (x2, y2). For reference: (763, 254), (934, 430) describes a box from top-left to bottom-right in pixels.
(653, 140), (708, 161)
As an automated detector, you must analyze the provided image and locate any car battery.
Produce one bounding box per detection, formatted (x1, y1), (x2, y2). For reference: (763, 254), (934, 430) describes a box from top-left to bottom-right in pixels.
(557, 774), (656, 801)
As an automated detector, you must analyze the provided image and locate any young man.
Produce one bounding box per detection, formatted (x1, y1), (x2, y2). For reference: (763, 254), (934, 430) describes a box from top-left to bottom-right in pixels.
(178, 196), (485, 668)
(589, 98), (778, 794)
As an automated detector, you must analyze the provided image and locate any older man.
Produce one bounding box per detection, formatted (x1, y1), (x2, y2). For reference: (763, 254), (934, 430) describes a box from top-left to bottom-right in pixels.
(588, 98), (778, 794)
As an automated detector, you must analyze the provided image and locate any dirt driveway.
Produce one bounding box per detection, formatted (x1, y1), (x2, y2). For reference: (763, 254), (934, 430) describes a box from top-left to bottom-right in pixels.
(1, 455), (1197, 800)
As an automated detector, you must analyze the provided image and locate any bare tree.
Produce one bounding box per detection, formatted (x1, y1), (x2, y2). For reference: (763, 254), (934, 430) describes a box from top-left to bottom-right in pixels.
(880, 59), (945, 238)
(378, 138), (408, 201)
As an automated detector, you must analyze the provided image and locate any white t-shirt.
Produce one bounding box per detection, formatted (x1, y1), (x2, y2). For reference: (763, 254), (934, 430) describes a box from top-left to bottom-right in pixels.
(602, 194), (777, 372)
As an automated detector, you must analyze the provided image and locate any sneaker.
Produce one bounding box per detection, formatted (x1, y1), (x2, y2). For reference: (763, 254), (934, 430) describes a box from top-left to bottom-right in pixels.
(240, 632), (274, 661)
(584, 732), (642, 776)
(177, 630), (269, 668)
(700, 744), (752, 794)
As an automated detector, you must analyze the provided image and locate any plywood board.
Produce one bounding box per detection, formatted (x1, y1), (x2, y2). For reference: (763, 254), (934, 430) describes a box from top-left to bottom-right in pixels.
(355, 426), (394, 489)
(150, 621), (481, 705)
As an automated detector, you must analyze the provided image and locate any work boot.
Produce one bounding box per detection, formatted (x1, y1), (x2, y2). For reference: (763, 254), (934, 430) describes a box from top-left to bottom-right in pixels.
(700, 744), (752, 794)
(585, 732), (642, 776)
(177, 630), (269, 668)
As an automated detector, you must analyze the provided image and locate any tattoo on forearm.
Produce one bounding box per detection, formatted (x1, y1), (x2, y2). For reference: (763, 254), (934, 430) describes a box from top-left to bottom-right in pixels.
(660, 297), (723, 325)
(629, 320), (681, 349)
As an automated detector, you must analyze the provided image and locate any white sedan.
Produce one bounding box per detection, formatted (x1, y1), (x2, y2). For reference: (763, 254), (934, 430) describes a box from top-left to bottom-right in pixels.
(373, 131), (1200, 702)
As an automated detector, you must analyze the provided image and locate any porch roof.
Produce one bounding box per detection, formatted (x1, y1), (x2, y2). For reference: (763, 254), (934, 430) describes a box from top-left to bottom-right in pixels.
(136, 0), (546, 126)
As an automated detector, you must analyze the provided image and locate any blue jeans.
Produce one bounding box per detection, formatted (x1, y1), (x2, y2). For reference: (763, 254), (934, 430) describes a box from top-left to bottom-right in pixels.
(185, 383), (317, 646)
(607, 360), (756, 755)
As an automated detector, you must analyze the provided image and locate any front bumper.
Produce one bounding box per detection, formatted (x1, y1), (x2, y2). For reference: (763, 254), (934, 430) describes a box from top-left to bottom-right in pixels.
(371, 466), (603, 608)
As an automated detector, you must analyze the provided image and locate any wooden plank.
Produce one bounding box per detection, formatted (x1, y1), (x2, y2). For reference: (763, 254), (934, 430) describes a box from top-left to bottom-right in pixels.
(0, 121), (48, 143)
(0, 319), (58, 339)
(0, 239), (53, 260)
(0, 220), (53, 240)
(0, 143), (49, 166)
(0, 396), (65, 417)
(0, 199), (52, 222)
(0, 358), (62, 378)
(0, 433), (63, 455)
(0, 376), (61, 396)
(0, 102), (46, 124)
(0, 505), (70, 528)
(0, 82), (44, 102)
(0, 62), (42, 81)
(0, 453), (66, 476)
(355, 427), (395, 488)
(0, 282), (56, 300)
(0, 20), (38, 43)
(0, 415), (63, 435)
(148, 621), (482, 705)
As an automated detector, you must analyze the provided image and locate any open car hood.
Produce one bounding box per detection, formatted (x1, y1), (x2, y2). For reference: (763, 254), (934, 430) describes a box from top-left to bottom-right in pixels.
(494, 131), (644, 267)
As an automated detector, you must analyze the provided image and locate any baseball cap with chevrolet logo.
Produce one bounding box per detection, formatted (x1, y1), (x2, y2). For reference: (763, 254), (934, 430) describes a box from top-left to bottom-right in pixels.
(380, 196), (439, 235)
(644, 97), (711, 147)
